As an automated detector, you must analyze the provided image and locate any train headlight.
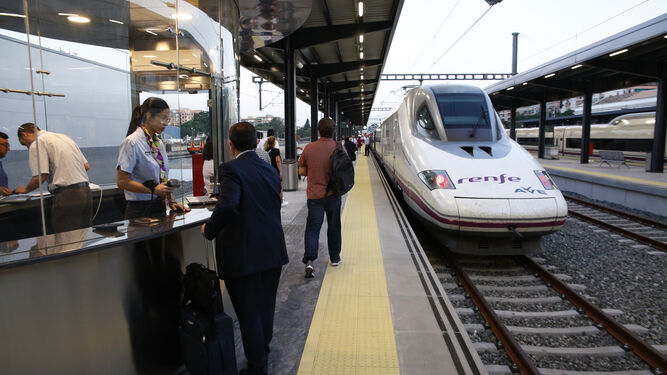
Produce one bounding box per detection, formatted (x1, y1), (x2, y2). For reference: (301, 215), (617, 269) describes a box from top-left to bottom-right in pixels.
(418, 170), (456, 190)
(534, 170), (557, 190)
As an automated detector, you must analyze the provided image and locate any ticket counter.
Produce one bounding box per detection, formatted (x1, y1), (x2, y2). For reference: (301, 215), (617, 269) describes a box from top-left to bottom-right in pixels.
(0, 208), (224, 374)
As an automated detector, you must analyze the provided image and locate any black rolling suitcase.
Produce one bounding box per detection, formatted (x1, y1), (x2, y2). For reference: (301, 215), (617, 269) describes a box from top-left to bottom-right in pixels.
(180, 263), (237, 375)
(180, 308), (237, 375)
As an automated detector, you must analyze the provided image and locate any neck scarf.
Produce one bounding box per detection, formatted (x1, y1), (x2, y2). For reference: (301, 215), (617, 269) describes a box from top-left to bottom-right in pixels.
(143, 127), (167, 184)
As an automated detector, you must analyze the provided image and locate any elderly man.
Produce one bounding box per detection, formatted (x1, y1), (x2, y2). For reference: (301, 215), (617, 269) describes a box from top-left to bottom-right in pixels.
(14, 123), (92, 232)
(0, 131), (10, 195)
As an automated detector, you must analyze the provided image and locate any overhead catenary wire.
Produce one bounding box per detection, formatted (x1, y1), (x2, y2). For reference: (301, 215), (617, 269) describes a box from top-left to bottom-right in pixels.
(411, 0), (463, 70)
(521, 0), (651, 64)
(425, 5), (494, 73)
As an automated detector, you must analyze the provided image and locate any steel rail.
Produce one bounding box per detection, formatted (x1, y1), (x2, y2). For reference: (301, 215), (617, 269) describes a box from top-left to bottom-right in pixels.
(520, 255), (667, 373)
(564, 194), (667, 230)
(446, 252), (540, 375)
(566, 207), (667, 252)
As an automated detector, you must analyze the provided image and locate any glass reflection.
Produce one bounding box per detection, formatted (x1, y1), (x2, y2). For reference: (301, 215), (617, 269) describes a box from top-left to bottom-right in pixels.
(0, 0), (239, 255)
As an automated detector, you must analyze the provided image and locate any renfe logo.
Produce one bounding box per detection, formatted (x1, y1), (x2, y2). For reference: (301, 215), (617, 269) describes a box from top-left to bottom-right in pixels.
(457, 174), (520, 185)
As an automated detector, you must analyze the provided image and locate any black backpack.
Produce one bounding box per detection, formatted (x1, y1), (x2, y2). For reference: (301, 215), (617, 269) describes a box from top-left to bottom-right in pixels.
(182, 263), (223, 337)
(327, 142), (355, 196)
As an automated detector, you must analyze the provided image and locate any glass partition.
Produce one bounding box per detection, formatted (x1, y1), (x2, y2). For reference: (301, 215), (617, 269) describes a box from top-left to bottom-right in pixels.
(0, 0), (239, 261)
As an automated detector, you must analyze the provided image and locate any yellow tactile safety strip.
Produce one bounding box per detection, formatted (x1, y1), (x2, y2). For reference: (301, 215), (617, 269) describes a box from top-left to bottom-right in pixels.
(542, 163), (667, 188)
(297, 154), (400, 375)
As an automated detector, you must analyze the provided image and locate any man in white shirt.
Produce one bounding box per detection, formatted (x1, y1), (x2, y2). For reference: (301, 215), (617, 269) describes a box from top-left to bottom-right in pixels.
(14, 123), (92, 232)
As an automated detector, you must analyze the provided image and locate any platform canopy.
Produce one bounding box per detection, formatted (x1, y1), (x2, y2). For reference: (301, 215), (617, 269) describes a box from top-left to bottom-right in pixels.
(240, 0), (405, 126)
(485, 14), (667, 108)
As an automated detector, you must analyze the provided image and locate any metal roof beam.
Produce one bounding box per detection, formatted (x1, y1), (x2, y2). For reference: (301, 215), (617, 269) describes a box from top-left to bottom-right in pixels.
(530, 78), (588, 94)
(309, 59), (382, 77)
(272, 21), (393, 50)
(320, 80), (376, 91)
(585, 60), (663, 79)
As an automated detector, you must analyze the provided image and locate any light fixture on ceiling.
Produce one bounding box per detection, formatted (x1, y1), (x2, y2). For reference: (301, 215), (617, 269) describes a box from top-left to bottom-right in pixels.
(360, 74), (364, 80)
(358, 1), (364, 17)
(58, 12), (78, 16)
(146, 29), (158, 36)
(507, 86), (514, 91)
(359, 34), (364, 43)
(0, 12), (26, 18)
(609, 48), (628, 57)
(522, 82), (528, 85)
(359, 51), (364, 59)
(544, 73), (555, 78)
(254, 54), (263, 62)
(143, 55), (157, 58)
(171, 13), (192, 20)
(108, 19), (123, 24)
(67, 15), (90, 23)
(571, 64), (582, 69)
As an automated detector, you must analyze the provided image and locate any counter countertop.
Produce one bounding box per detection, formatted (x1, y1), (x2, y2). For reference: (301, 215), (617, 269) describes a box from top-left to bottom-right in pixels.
(0, 207), (213, 270)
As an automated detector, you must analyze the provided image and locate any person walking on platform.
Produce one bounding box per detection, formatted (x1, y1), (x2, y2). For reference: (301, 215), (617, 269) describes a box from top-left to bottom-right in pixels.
(344, 136), (357, 162)
(202, 122), (288, 375)
(298, 118), (343, 278)
(0, 131), (11, 195)
(364, 135), (370, 156)
(14, 123), (93, 232)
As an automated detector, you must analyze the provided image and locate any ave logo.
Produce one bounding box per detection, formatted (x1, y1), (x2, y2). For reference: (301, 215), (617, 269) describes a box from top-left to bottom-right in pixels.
(515, 186), (547, 195)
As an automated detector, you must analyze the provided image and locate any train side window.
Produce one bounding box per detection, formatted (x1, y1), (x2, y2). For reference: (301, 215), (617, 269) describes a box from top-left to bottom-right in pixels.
(416, 105), (439, 140)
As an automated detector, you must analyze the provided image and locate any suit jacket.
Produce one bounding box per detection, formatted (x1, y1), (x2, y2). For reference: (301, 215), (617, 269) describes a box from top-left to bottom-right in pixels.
(204, 151), (288, 280)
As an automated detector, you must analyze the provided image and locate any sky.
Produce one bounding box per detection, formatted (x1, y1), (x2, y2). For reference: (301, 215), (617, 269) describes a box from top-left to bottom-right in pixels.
(239, 0), (667, 127)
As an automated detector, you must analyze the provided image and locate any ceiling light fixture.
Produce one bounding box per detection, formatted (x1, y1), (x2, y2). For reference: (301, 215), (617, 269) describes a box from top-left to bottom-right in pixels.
(254, 54), (263, 62)
(108, 19), (123, 24)
(359, 34), (364, 43)
(0, 12), (26, 18)
(507, 86), (514, 91)
(171, 13), (192, 20)
(143, 55), (157, 58)
(146, 30), (158, 36)
(522, 82), (528, 85)
(359, 51), (364, 59)
(67, 15), (90, 23)
(358, 1), (364, 17)
(609, 48), (628, 57)
(58, 13), (78, 16)
(571, 64), (582, 69)
(544, 73), (555, 78)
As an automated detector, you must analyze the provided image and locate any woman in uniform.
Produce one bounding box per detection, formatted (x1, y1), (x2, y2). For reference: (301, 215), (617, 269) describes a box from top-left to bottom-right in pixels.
(116, 97), (189, 218)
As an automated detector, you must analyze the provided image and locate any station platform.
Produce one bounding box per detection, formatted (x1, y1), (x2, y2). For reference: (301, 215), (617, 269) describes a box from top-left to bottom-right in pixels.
(248, 153), (486, 375)
(536, 154), (667, 218)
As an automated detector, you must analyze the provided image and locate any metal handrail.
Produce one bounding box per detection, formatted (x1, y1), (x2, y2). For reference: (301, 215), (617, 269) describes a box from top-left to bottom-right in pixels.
(0, 88), (65, 97)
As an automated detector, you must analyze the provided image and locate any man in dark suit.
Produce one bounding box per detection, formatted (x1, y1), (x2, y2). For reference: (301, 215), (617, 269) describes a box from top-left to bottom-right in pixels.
(201, 122), (289, 375)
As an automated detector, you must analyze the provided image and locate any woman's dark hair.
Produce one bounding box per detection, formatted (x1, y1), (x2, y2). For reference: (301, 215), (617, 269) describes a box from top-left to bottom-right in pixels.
(127, 97), (170, 136)
(229, 122), (257, 152)
(202, 139), (213, 160)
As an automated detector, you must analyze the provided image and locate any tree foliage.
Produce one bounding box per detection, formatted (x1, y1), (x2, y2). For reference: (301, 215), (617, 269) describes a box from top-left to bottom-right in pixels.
(180, 111), (211, 138)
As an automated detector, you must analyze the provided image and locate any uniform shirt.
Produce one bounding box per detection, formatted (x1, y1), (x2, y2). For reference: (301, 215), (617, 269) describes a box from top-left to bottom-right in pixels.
(298, 137), (335, 200)
(28, 130), (89, 191)
(117, 127), (170, 201)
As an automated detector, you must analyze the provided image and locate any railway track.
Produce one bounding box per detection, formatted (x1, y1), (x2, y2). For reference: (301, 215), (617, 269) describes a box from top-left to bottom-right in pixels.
(430, 252), (667, 374)
(564, 194), (667, 252)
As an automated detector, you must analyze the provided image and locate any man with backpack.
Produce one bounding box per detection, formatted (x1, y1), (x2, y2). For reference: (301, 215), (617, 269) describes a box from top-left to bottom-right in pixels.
(298, 118), (353, 278)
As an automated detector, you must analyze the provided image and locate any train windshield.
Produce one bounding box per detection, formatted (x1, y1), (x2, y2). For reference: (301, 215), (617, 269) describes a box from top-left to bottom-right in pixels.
(435, 93), (493, 141)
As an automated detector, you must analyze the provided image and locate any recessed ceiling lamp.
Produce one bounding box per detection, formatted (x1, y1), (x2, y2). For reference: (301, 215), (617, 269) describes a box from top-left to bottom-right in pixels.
(359, 51), (364, 59)
(571, 64), (582, 69)
(108, 19), (123, 24)
(0, 12), (26, 18)
(544, 73), (555, 78)
(254, 54), (263, 62)
(507, 86), (514, 91)
(171, 13), (192, 20)
(359, 34), (364, 43)
(358, 1), (364, 17)
(146, 29), (158, 36)
(609, 48), (628, 57)
(67, 15), (90, 23)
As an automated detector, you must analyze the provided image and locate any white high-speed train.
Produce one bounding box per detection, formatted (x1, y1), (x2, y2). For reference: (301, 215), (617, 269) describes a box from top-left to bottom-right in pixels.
(373, 84), (567, 255)
(514, 112), (667, 163)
